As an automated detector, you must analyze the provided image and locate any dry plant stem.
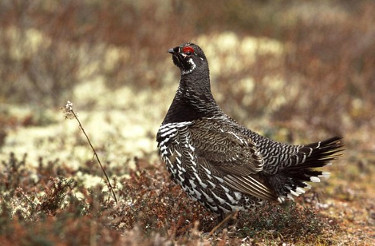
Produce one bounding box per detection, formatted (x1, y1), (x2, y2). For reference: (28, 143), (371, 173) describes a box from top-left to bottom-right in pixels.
(70, 110), (118, 203)
(209, 211), (238, 236)
(17, 188), (37, 210)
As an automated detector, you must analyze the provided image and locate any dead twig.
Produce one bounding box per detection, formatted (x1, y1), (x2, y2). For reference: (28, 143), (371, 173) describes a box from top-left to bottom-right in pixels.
(63, 101), (118, 203)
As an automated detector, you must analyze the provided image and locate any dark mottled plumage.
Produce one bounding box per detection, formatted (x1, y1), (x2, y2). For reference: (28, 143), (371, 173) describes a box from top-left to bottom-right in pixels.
(157, 43), (343, 214)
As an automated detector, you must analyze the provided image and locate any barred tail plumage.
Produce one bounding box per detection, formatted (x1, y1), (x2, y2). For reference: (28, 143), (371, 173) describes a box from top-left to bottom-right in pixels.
(267, 136), (344, 202)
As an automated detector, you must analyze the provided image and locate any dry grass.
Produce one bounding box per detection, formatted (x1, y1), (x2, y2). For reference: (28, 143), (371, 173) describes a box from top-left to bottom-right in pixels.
(0, 0), (374, 245)
(0, 152), (345, 245)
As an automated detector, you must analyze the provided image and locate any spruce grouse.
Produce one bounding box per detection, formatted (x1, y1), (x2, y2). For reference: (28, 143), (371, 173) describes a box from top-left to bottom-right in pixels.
(157, 42), (343, 214)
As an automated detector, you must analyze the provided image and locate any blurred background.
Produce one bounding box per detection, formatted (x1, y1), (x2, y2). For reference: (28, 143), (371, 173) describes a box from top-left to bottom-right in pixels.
(0, 0), (374, 165)
(1, 0), (374, 160)
(0, 0), (374, 244)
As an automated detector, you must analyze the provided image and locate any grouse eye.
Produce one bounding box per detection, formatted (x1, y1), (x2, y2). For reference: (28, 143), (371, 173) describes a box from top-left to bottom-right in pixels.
(182, 46), (195, 55)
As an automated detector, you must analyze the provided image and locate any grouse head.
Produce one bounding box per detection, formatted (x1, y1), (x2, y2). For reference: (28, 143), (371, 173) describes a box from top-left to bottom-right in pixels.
(168, 43), (207, 76)
(163, 43), (222, 124)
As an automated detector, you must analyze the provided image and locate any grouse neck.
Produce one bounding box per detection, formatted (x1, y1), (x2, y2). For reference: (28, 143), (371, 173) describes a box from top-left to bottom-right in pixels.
(162, 73), (222, 124)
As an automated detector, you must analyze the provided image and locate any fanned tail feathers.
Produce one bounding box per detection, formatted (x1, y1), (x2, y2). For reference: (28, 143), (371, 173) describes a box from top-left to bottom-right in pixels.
(268, 136), (344, 202)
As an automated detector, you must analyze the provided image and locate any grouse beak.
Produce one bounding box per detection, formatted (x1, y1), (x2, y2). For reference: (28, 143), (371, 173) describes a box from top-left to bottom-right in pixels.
(168, 48), (175, 54)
